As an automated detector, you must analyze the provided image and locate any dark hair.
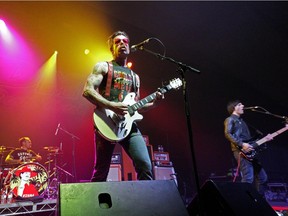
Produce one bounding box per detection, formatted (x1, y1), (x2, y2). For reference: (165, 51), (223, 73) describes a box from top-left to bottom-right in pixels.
(227, 100), (241, 115)
(107, 31), (130, 52)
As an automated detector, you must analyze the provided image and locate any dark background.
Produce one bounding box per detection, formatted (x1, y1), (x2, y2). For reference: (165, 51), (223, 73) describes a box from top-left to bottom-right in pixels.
(1, 1), (288, 201)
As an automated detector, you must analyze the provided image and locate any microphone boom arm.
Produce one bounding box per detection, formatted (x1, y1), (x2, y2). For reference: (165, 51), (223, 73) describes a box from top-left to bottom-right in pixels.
(140, 47), (200, 74)
(249, 107), (288, 123)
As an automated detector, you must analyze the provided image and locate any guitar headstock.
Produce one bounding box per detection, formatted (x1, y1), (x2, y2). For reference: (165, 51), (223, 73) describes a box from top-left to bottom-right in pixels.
(169, 78), (183, 90)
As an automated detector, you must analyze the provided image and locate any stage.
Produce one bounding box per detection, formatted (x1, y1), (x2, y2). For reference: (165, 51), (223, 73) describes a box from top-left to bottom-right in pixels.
(0, 198), (56, 216)
(0, 197), (287, 216)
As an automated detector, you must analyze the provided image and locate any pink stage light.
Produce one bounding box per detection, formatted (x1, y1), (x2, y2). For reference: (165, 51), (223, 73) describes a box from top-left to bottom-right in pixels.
(0, 19), (38, 83)
(0, 19), (6, 30)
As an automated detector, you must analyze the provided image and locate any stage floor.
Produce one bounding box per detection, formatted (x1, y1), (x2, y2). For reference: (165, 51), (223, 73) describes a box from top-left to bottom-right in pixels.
(0, 196), (287, 216)
(269, 201), (288, 215)
(0, 198), (56, 216)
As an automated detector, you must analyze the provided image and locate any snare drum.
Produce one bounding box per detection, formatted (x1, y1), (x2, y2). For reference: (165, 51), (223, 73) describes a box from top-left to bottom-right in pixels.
(4, 162), (48, 198)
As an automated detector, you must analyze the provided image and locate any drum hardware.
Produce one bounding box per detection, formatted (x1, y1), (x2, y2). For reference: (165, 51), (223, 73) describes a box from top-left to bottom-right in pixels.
(45, 159), (53, 165)
(54, 124), (80, 182)
(0, 146), (16, 192)
(43, 146), (73, 199)
(43, 146), (59, 153)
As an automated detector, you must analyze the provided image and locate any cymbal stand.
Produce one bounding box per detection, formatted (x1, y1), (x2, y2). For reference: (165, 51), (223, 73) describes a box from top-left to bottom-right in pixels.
(55, 124), (80, 182)
(45, 153), (74, 199)
(45, 153), (58, 199)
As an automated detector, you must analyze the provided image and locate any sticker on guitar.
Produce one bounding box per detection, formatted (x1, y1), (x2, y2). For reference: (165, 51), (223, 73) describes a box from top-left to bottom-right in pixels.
(93, 78), (183, 141)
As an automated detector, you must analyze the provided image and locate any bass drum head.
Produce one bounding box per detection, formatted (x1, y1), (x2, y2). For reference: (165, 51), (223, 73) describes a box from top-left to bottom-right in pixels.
(4, 162), (48, 198)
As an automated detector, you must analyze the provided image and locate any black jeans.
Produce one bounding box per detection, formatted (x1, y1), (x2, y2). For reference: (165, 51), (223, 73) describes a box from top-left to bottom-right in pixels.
(91, 124), (153, 182)
(233, 151), (268, 195)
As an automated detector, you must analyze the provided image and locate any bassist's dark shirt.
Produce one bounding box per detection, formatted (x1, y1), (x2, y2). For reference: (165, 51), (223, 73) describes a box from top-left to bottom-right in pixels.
(224, 114), (252, 152)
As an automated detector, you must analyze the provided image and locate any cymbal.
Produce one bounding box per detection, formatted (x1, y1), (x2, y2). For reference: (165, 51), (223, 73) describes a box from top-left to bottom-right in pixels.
(43, 146), (59, 152)
(0, 146), (15, 153)
(47, 152), (63, 156)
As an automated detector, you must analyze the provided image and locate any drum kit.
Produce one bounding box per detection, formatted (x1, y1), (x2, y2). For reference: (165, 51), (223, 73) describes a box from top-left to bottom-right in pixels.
(0, 145), (73, 203)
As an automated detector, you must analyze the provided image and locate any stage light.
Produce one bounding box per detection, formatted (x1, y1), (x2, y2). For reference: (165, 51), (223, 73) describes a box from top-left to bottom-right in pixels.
(0, 19), (6, 30)
(0, 19), (10, 38)
(84, 49), (90, 55)
(54, 51), (58, 55)
(35, 51), (58, 92)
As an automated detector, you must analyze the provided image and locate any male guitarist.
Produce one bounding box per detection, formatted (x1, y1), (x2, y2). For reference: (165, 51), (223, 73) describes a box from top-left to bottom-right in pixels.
(82, 31), (164, 182)
(224, 100), (273, 196)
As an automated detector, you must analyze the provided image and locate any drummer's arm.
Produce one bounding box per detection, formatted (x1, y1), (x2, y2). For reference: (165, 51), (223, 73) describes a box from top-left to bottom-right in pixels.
(31, 151), (42, 162)
(5, 155), (21, 164)
(35, 154), (42, 161)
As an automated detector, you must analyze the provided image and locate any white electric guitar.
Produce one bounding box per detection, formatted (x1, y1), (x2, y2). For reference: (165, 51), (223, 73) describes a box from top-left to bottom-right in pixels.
(93, 78), (183, 141)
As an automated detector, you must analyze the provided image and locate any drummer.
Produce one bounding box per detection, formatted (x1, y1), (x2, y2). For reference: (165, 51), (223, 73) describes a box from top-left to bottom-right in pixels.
(5, 137), (42, 165)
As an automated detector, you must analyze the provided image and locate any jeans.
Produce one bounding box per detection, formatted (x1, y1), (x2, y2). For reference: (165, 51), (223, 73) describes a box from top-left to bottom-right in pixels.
(91, 123), (153, 182)
(233, 151), (268, 195)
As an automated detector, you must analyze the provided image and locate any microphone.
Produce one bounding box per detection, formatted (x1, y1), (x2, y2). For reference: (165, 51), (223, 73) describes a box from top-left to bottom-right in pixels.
(55, 123), (61, 136)
(244, 106), (259, 110)
(130, 38), (150, 52)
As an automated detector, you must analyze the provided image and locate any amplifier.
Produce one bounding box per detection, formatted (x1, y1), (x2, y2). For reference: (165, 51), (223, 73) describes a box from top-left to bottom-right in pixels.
(107, 164), (122, 181)
(154, 151), (170, 162)
(154, 166), (177, 186)
(111, 153), (121, 164)
(154, 161), (173, 167)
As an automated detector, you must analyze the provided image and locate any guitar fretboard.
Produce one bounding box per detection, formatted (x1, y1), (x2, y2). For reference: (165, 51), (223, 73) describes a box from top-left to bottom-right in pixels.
(131, 85), (171, 112)
(257, 126), (288, 145)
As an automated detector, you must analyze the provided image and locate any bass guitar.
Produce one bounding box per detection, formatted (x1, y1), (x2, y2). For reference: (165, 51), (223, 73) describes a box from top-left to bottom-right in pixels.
(93, 78), (183, 141)
(241, 124), (288, 161)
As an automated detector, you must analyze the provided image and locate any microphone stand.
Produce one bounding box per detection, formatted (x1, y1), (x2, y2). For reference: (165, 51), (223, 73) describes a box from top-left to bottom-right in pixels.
(139, 47), (202, 212)
(57, 125), (80, 183)
(249, 107), (288, 123)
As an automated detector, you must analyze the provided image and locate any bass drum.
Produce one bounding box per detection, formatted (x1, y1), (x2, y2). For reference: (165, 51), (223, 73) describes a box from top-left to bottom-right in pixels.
(4, 162), (49, 198)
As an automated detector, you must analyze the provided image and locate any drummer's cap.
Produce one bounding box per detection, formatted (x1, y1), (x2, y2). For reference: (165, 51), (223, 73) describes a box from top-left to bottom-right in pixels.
(19, 137), (31, 145)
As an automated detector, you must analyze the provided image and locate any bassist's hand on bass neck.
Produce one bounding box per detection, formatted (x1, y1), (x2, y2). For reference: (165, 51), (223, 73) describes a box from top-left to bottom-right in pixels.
(263, 133), (273, 142)
(241, 124), (287, 161)
(243, 133), (273, 153)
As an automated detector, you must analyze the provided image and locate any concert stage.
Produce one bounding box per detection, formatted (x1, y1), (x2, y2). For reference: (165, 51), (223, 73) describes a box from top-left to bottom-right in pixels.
(269, 201), (288, 216)
(0, 197), (287, 216)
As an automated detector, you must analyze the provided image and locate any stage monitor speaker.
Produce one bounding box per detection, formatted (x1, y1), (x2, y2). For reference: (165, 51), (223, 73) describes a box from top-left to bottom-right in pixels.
(187, 180), (278, 216)
(58, 180), (188, 216)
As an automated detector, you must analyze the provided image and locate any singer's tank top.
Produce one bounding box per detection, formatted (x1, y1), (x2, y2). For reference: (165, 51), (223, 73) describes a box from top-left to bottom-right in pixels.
(99, 61), (139, 102)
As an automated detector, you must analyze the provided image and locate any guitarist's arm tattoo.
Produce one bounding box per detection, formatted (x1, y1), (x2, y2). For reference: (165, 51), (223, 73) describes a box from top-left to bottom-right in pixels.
(83, 62), (111, 107)
(83, 62), (128, 115)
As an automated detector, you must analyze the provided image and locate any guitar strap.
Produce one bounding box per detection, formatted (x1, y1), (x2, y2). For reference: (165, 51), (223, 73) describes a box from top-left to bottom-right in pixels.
(104, 61), (114, 98)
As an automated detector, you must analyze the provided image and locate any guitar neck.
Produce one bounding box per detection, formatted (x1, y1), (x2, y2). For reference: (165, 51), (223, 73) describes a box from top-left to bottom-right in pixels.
(256, 126), (288, 145)
(130, 86), (171, 112)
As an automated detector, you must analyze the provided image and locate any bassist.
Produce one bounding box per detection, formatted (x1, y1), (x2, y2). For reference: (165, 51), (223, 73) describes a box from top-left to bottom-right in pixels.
(224, 100), (273, 196)
(82, 31), (164, 182)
